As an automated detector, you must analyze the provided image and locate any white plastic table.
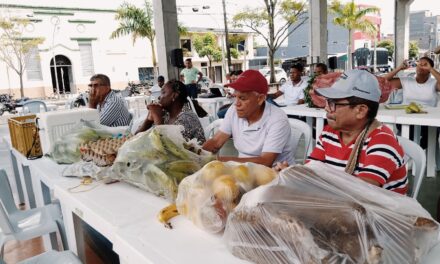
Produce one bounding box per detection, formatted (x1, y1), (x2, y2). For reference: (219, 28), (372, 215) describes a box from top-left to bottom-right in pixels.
(282, 104), (440, 177)
(196, 97), (234, 118)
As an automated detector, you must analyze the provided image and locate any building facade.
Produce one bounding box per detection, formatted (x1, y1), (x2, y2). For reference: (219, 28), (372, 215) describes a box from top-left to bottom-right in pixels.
(410, 10), (440, 54)
(0, 4), (158, 98)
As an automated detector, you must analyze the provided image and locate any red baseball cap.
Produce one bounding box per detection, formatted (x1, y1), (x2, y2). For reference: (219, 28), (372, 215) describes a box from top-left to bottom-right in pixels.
(225, 69), (268, 94)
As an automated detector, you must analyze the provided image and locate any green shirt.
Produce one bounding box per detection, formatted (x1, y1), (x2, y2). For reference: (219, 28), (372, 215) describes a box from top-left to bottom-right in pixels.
(180, 67), (200, 84)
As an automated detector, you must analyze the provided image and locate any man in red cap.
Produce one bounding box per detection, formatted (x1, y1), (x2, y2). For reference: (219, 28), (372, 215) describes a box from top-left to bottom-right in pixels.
(203, 69), (295, 167)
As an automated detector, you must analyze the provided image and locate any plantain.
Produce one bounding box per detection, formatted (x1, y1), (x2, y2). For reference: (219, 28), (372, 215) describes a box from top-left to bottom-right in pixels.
(167, 160), (201, 174)
(148, 129), (166, 154)
(408, 102), (421, 113)
(157, 203), (179, 229)
(160, 133), (190, 160)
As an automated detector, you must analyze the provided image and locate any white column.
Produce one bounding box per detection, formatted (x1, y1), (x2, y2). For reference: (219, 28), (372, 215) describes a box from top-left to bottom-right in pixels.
(309, 0), (328, 64)
(153, 0), (180, 80)
(394, 0), (414, 67)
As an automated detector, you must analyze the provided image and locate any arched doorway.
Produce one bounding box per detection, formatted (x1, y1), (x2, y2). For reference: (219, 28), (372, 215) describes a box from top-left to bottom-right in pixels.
(50, 55), (73, 94)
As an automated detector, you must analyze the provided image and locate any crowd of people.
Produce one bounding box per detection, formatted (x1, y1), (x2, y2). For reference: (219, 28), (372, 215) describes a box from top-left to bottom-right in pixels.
(87, 55), (440, 196)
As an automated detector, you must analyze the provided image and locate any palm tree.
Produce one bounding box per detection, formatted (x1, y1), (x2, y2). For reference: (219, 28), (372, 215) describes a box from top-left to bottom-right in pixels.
(111, 0), (157, 76)
(329, 0), (379, 70)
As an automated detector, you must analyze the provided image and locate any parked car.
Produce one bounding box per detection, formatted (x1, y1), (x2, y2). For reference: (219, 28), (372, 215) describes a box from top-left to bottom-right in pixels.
(259, 67), (287, 85)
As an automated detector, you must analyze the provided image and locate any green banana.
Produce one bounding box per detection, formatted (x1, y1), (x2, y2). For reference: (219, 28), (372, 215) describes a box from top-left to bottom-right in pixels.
(160, 133), (190, 160)
(149, 129), (166, 154)
(163, 160), (201, 183)
(145, 164), (178, 200)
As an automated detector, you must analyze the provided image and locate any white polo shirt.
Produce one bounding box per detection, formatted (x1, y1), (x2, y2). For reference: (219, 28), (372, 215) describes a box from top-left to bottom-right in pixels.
(279, 77), (308, 105)
(220, 102), (295, 166)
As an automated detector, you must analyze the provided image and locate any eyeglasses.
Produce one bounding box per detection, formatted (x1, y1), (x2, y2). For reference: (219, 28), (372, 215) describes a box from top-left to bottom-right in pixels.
(325, 99), (356, 112)
(88, 83), (103, 88)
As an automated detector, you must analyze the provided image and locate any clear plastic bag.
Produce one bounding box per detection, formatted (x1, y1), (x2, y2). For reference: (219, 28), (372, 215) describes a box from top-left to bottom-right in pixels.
(49, 122), (114, 164)
(108, 125), (215, 201)
(224, 161), (439, 264)
(176, 161), (278, 233)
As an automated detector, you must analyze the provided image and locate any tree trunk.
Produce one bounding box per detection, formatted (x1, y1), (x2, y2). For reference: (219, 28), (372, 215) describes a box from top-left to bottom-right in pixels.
(208, 58), (215, 83)
(19, 73), (24, 98)
(347, 29), (353, 70)
(149, 38), (158, 83)
(268, 48), (275, 84)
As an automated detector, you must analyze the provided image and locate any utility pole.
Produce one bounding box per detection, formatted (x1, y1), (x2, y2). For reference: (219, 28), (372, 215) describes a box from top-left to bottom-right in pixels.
(222, 0), (232, 72)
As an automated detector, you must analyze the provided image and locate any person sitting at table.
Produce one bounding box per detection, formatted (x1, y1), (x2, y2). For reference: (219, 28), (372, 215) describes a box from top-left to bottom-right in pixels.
(203, 69), (295, 167)
(275, 70), (408, 194)
(314, 63), (328, 76)
(135, 80), (206, 143)
(88, 74), (132, 127)
(217, 70), (243, 119)
(384, 56), (440, 107)
(384, 57), (440, 149)
(149, 75), (165, 100)
(267, 64), (307, 106)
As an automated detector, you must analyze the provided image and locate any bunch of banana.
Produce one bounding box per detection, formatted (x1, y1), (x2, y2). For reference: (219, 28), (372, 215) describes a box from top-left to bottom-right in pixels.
(405, 102), (424, 114)
(157, 203), (179, 229)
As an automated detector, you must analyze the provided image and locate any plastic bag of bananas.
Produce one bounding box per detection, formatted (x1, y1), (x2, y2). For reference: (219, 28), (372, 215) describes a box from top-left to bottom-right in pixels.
(173, 161), (278, 233)
(108, 125), (215, 201)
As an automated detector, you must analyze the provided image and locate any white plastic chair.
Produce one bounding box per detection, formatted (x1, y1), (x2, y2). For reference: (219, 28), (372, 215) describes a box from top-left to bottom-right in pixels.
(288, 118), (313, 164)
(23, 100), (47, 114)
(204, 119), (223, 139)
(397, 136), (426, 199)
(0, 170), (67, 256)
(186, 96), (198, 115)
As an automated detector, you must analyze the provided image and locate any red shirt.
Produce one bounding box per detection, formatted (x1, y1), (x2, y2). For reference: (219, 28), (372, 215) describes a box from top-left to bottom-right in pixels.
(308, 125), (408, 195)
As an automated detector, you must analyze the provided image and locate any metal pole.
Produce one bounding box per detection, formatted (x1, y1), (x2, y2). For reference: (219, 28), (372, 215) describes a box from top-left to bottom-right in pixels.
(51, 16), (60, 99)
(222, 0), (232, 71)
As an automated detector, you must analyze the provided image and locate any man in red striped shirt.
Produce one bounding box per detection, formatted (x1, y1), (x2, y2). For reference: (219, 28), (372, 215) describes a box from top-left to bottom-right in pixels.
(277, 70), (407, 194)
(311, 70), (407, 194)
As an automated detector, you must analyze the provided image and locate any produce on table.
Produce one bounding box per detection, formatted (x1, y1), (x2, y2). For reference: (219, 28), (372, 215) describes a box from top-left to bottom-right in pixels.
(224, 162), (439, 264)
(109, 125), (214, 201)
(176, 161), (278, 233)
(405, 102), (426, 114)
(79, 136), (130, 167)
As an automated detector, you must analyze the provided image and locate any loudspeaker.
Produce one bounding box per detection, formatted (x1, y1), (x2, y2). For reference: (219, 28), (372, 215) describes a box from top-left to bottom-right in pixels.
(170, 48), (184, 68)
(328, 56), (337, 70)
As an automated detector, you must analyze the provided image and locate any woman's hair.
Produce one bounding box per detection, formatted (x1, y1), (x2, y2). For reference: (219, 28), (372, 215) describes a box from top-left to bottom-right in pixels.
(419, 56), (434, 67)
(166, 79), (207, 117)
(167, 79), (188, 104)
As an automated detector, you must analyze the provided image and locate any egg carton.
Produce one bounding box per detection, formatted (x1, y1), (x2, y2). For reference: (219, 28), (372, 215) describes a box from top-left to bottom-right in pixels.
(79, 137), (130, 167)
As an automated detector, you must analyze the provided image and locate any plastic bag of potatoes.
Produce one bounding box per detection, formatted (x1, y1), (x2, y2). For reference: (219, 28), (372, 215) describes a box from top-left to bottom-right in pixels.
(176, 160), (277, 233)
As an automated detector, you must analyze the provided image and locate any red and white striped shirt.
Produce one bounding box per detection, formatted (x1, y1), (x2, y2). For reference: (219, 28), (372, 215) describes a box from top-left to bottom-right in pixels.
(308, 125), (408, 194)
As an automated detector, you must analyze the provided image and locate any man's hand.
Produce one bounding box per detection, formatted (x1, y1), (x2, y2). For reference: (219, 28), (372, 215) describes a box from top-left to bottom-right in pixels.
(273, 161), (289, 172)
(88, 88), (99, 108)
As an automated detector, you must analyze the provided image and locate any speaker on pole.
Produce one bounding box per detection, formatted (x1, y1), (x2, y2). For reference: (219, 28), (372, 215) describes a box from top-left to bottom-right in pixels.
(170, 48), (184, 68)
(328, 56), (337, 70)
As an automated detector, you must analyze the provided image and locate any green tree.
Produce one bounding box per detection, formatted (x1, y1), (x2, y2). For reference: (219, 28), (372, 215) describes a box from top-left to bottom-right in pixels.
(233, 0), (307, 83)
(329, 0), (379, 69)
(377, 39), (394, 57)
(111, 0), (157, 77)
(193, 33), (223, 82)
(409, 41), (419, 59)
(0, 18), (43, 97)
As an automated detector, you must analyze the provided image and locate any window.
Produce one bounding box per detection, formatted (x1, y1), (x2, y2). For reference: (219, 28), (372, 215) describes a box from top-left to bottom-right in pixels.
(78, 42), (95, 76)
(25, 47), (43, 80)
(138, 67), (154, 82)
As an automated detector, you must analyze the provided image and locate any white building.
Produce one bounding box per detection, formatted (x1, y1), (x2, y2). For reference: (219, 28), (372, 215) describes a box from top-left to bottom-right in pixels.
(0, 3), (158, 98)
(0, 3), (253, 98)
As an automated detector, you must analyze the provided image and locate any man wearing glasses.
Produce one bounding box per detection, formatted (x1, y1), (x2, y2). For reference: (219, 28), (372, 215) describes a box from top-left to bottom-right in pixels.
(88, 74), (132, 127)
(277, 70), (407, 194)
